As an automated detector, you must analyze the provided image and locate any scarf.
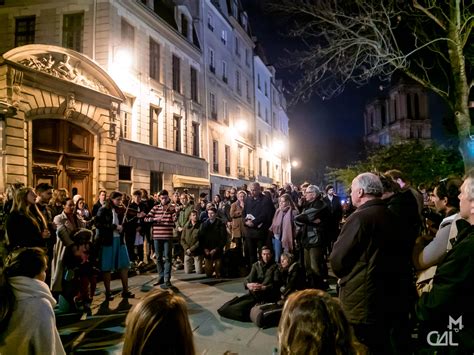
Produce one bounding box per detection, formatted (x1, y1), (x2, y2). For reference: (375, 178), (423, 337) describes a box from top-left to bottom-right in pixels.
(270, 206), (295, 251)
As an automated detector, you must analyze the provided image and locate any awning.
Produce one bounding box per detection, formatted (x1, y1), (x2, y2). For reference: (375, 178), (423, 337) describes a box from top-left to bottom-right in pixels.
(173, 174), (210, 188)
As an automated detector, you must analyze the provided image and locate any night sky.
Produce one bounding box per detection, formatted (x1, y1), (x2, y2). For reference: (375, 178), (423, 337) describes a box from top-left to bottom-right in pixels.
(242, 0), (451, 185)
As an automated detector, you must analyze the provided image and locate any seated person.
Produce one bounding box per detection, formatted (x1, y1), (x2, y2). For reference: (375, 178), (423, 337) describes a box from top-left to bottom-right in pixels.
(217, 247), (279, 322)
(199, 207), (227, 278)
(279, 252), (306, 301)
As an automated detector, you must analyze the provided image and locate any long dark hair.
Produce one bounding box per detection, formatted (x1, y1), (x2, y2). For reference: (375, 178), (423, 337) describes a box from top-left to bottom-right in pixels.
(0, 247), (47, 333)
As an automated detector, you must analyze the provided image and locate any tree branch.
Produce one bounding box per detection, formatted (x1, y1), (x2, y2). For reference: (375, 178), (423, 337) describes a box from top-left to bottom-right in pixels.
(412, 0), (446, 30)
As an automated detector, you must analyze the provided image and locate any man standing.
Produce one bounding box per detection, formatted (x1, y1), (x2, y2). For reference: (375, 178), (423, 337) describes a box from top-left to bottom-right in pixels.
(144, 190), (176, 289)
(35, 183), (55, 285)
(323, 184), (343, 254)
(243, 182), (275, 265)
(199, 207), (227, 278)
(330, 173), (410, 354)
(295, 185), (329, 284)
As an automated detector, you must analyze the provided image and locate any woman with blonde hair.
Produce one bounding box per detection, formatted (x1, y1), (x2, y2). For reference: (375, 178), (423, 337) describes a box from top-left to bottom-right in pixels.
(122, 289), (195, 355)
(269, 193), (297, 263)
(278, 289), (362, 355)
(5, 186), (50, 250)
(49, 188), (69, 218)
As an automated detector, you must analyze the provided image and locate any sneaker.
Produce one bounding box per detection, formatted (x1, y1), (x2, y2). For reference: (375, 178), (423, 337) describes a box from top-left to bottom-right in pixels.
(121, 291), (135, 299)
(105, 292), (114, 301)
(160, 281), (172, 289)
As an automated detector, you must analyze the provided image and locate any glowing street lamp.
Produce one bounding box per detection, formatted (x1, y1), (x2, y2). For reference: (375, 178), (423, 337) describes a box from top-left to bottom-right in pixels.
(235, 119), (248, 133)
(291, 160), (299, 168)
(273, 139), (285, 154)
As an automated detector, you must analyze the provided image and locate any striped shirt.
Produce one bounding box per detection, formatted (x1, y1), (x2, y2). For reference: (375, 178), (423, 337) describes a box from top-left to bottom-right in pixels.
(144, 202), (176, 239)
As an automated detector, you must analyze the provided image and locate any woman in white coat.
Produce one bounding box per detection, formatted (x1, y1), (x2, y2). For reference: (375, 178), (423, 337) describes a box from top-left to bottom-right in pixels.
(0, 247), (66, 354)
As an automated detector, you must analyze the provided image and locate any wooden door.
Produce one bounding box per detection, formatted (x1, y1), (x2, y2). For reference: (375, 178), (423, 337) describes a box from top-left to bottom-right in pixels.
(32, 119), (94, 205)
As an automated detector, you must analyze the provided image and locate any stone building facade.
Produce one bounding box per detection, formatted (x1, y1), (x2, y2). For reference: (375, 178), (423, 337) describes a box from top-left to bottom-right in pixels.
(364, 80), (431, 146)
(0, 0), (292, 204)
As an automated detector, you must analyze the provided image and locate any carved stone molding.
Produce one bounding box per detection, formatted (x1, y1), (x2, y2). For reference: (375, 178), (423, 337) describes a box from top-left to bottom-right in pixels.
(19, 53), (110, 95)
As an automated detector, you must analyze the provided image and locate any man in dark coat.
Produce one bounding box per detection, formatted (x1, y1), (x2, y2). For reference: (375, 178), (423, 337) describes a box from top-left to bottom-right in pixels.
(330, 172), (410, 354)
(199, 207), (227, 278)
(243, 182), (275, 265)
(322, 184), (343, 254)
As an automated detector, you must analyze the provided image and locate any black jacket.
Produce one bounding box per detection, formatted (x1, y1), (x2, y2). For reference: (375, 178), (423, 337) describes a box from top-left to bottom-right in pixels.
(199, 218), (227, 254)
(95, 204), (125, 246)
(295, 198), (329, 248)
(243, 193), (275, 239)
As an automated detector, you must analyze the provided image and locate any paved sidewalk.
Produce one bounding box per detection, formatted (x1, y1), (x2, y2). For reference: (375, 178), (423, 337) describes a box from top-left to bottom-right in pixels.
(57, 270), (281, 354)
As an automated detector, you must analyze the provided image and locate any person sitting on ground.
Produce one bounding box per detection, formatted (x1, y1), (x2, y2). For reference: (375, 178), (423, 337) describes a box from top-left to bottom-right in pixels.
(122, 289), (195, 355)
(217, 247), (279, 322)
(278, 252), (306, 301)
(199, 207), (227, 278)
(278, 289), (362, 355)
(0, 247), (66, 354)
(181, 210), (203, 274)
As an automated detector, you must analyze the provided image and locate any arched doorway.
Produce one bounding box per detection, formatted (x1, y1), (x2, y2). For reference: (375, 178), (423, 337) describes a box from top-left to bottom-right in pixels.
(32, 119), (94, 204)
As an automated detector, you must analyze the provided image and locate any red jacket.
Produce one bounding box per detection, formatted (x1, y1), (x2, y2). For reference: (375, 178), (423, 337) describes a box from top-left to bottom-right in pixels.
(144, 202), (176, 239)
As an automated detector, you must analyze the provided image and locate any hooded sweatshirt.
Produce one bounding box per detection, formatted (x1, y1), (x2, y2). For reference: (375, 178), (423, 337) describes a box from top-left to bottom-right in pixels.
(0, 276), (65, 355)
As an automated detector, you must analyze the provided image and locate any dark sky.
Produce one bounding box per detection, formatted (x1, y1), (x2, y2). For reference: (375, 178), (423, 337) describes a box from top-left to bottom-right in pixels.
(242, 0), (451, 185)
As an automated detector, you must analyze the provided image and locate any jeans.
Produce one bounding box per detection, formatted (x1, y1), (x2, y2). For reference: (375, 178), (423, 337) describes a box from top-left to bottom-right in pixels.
(272, 235), (282, 263)
(153, 239), (172, 282)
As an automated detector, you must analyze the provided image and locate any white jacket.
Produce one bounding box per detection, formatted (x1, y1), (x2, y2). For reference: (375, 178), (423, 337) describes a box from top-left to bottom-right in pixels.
(0, 276), (65, 355)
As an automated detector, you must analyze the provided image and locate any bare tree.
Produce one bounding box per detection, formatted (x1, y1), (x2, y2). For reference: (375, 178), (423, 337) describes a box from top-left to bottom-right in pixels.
(270, 0), (473, 170)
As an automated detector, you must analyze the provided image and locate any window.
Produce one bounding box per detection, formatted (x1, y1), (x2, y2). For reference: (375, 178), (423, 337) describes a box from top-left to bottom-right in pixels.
(149, 106), (161, 146)
(149, 38), (160, 81)
(119, 165), (132, 195)
(150, 171), (163, 194)
(257, 74), (261, 90)
(241, 13), (248, 31)
(236, 70), (241, 95)
(173, 115), (182, 152)
(245, 48), (250, 66)
(209, 48), (215, 73)
(266, 160), (270, 177)
(209, 92), (217, 120)
(246, 79), (251, 102)
(265, 108), (268, 123)
(225, 145), (230, 175)
(190, 67), (198, 102)
(212, 140), (219, 172)
(15, 16), (35, 46)
(264, 82), (268, 96)
(172, 55), (180, 93)
(120, 97), (134, 139)
(257, 101), (261, 117)
(63, 13), (83, 52)
(235, 37), (240, 56)
(258, 129), (262, 146)
(222, 61), (228, 83)
(248, 149), (253, 177)
(259, 158), (262, 176)
(121, 19), (134, 50)
(265, 134), (269, 147)
(231, 0), (238, 18)
(192, 122), (200, 157)
(181, 14), (188, 38)
(207, 13), (214, 31)
(223, 100), (229, 125)
(221, 30), (227, 45)
(273, 112), (277, 128)
(237, 144), (243, 167)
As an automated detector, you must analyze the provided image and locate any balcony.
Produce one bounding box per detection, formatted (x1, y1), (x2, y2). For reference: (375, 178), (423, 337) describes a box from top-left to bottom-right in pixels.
(209, 65), (216, 74)
(237, 166), (246, 178)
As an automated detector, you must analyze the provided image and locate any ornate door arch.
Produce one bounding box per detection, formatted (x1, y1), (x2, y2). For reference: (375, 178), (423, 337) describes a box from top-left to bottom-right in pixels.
(32, 119), (94, 204)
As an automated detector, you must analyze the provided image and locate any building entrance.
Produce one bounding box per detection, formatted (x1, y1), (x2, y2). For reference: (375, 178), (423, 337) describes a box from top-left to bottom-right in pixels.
(32, 119), (94, 204)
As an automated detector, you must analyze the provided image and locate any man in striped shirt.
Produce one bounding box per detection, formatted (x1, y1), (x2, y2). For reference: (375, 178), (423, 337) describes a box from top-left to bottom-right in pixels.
(144, 189), (177, 288)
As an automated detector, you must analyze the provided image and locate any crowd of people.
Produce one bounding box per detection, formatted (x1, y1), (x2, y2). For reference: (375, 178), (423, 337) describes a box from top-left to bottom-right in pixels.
(0, 168), (473, 354)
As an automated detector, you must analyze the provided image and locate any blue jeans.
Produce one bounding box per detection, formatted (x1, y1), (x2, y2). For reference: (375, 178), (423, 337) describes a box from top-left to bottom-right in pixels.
(153, 239), (172, 282)
(272, 235), (282, 263)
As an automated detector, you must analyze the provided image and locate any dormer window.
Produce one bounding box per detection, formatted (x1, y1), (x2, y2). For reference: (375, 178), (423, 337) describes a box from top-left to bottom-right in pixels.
(241, 13), (248, 30)
(181, 14), (189, 38)
(221, 30), (227, 45)
(231, 0), (238, 18)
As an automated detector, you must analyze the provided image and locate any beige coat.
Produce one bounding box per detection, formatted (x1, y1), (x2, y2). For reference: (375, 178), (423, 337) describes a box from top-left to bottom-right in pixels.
(230, 200), (245, 239)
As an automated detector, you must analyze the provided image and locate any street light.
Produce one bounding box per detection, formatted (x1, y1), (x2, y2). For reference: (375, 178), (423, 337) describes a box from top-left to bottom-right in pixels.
(291, 160), (299, 168)
(235, 119), (248, 133)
